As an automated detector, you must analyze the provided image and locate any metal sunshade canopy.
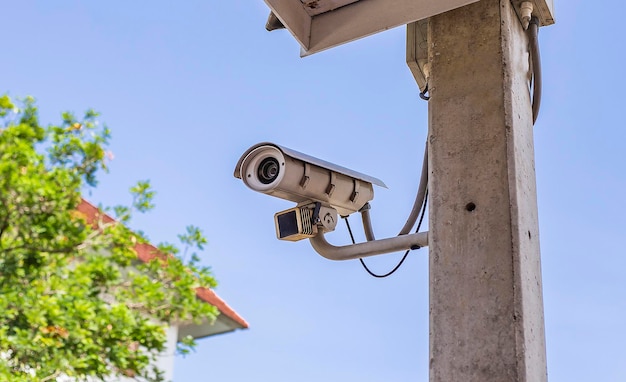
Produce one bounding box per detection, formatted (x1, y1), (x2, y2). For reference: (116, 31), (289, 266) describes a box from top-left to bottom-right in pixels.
(264, 0), (479, 55)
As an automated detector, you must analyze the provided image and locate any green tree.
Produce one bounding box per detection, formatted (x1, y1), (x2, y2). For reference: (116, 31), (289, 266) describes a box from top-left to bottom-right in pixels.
(0, 95), (218, 381)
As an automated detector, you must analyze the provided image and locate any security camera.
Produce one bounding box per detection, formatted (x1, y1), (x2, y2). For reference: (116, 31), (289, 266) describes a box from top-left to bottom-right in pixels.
(274, 202), (338, 241)
(234, 142), (386, 216)
(234, 142), (386, 240)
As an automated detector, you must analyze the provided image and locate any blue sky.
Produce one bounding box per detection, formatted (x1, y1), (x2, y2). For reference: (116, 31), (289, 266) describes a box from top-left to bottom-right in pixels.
(2, 0), (626, 381)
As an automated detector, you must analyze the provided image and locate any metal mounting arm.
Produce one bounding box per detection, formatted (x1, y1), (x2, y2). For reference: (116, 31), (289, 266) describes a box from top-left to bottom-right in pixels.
(309, 231), (428, 261)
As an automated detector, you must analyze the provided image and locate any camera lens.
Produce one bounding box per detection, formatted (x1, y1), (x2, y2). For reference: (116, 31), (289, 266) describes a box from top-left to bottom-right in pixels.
(257, 157), (280, 184)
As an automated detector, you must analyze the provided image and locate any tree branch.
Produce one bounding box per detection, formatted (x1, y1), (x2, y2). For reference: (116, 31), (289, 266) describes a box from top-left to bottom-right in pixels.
(0, 221), (8, 243)
(41, 370), (61, 382)
(2, 244), (77, 255)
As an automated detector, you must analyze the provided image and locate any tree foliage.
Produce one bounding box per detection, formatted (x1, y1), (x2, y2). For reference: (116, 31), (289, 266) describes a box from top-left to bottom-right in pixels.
(0, 95), (218, 381)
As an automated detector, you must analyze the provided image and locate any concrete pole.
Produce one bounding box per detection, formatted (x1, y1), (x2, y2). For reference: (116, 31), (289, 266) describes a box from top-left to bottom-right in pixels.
(425, 0), (547, 381)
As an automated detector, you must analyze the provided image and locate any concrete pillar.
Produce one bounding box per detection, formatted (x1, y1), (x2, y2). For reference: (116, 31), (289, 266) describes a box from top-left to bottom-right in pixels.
(426, 0), (547, 381)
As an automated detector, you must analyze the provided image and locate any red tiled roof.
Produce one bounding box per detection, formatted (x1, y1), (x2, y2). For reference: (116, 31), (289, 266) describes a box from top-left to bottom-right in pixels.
(77, 199), (249, 329)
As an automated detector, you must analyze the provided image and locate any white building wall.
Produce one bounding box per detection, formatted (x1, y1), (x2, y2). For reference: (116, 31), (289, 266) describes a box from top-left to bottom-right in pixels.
(155, 324), (179, 381)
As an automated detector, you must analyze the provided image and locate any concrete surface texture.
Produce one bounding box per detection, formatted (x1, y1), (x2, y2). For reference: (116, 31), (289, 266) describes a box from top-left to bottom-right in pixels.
(426, 0), (547, 380)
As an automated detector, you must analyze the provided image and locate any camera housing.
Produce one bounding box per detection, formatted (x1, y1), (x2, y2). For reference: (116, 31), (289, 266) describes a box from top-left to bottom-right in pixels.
(274, 203), (338, 241)
(234, 142), (386, 217)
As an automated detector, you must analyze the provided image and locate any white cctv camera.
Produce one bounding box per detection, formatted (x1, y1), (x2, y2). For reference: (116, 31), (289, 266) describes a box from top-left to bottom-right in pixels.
(234, 142), (386, 241)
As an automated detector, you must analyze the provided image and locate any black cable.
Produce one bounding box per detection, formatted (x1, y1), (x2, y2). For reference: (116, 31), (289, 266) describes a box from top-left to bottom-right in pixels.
(360, 250), (410, 278)
(528, 16), (542, 124)
(415, 191), (428, 234)
(349, 191), (428, 278)
(343, 216), (356, 244)
(419, 84), (430, 101)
